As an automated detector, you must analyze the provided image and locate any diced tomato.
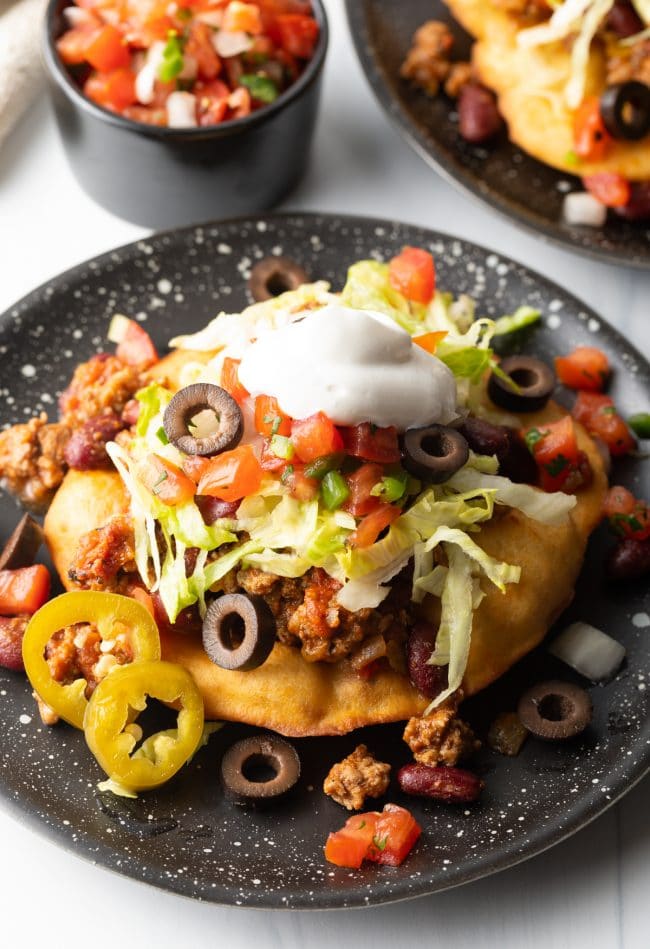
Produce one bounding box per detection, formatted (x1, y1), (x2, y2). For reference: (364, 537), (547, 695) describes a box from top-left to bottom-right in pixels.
(583, 172), (631, 209)
(325, 812), (378, 869)
(602, 486), (650, 540)
(282, 464), (319, 500)
(220, 357), (250, 405)
(413, 331), (447, 354)
(343, 463), (384, 517)
(222, 1), (263, 33)
(258, 440), (287, 472)
(0, 565), (51, 616)
(273, 13), (319, 58)
(186, 21), (222, 80)
(254, 394), (293, 437)
(324, 805), (421, 869)
(525, 415), (579, 492)
(351, 503), (400, 548)
(291, 412), (344, 463)
(340, 423), (401, 464)
(555, 346), (610, 392)
(139, 454), (197, 506)
(57, 25), (100, 65)
(197, 445), (263, 502)
(111, 316), (158, 367)
(366, 804), (422, 867)
(84, 24), (130, 72)
(196, 79), (230, 125)
(573, 97), (612, 161)
(84, 68), (138, 112)
(572, 392), (636, 456)
(182, 455), (211, 483)
(388, 247), (435, 304)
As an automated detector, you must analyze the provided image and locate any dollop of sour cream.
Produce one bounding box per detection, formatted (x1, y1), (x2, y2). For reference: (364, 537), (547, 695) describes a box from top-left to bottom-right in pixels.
(237, 303), (458, 431)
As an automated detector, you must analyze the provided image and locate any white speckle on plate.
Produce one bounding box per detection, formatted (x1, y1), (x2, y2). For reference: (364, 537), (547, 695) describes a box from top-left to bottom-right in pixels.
(217, 243), (232, 255)
(19, 714), (31, 725)
(20, 364), (36, 378)
(587, 318), (600, 332)
(632, 612), (650, 629)
(547, 314), (562, 330)
(157, 278), (173, 295)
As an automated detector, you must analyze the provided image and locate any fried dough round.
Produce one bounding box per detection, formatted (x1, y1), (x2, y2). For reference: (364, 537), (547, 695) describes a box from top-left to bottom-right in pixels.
(43, 353), (607, 735)
(445, 0), (650, 179)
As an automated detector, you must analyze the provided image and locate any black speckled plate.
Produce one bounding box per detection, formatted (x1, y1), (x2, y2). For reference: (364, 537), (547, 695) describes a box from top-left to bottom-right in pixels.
(0, 213), (648, 909)
(345, 1), (650, 269)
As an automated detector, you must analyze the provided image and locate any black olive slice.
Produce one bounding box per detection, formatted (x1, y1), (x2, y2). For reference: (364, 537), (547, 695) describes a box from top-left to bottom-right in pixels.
(488, 356), (555, 413)
(402, 424), (469, 483)
(221, 735), (301, 805)
(0, 514), (44, 571)
(249, 256), (309, 302)
(203, 593), (276, 671)
(517, 680), (592, 741)
(600, 81), (650, 141)
(163, 383), (243, 457)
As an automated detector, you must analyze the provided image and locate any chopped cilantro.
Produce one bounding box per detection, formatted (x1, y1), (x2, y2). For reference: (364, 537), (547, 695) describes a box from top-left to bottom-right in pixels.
(152, 470), (168, 495)
(158, 31), (185, 83)
(544, 454), (569, 477)
(372, 835), (388, 852)
(524, 427), (545, 451)
(239, 74), (279, 104)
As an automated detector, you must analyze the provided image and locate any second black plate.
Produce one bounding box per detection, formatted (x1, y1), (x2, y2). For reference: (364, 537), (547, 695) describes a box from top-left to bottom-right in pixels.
(346, 0), (650, 269)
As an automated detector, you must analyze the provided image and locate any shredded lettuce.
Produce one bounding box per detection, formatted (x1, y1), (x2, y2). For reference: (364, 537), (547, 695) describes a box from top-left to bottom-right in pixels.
(426, 546), (475, 711)
(447, 467), (577, 525)
(493, 306), (541, 336)
(340, 261), (427, 334)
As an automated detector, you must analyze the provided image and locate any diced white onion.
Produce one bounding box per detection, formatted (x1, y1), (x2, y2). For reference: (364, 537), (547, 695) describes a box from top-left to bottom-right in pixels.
(563, 191), (608, 227)
(166, 91), (198, 128)
(212, 30), (253, 57)
(549, 621), (626, 681)
(135, 41), (166, 106)
(62, 7), (96, 27)
(107, 313), (130, 344)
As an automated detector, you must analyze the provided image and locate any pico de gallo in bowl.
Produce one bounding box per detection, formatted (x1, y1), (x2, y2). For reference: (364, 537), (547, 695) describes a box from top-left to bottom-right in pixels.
(55, 0), (322, 127)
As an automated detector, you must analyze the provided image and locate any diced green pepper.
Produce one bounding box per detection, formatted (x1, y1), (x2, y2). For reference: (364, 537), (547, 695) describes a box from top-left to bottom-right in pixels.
(239, 74), (279, 103)
(321, 471), (350, 510)
(270, 434), (295, 460)
(628, 413), (650, 439)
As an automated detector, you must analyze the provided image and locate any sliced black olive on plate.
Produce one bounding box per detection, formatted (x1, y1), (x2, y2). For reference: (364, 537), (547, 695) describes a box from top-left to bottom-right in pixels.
(488, 355), (555, 413)
(0, 514), (44, 571)
(517, 680), (592, 741)
(163, 383), (243, 456)
(600, 81), (650, 141)
(202, 593), (276, 671)
(249, 256), (309, 302)
(221, 734), (301, 805)
(402, 424), (469, 483)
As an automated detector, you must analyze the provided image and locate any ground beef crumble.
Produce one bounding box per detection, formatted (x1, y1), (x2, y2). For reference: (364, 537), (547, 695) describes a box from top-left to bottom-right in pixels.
(0, 413), (70, 511)
(403, 704), (480, 767)
(58, 354), (144, 428)
(400, 21), (455, 96)
(323, 744), (391, 811)
(606, 38), (650, 86)
(68, 515), (137, 592)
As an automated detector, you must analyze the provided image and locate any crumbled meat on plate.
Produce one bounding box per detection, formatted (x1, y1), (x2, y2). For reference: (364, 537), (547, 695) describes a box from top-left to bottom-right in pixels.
(0, 413), (70, 511)
(58, 353), (144, 428)
(401, 21), (454, 96)
(444, 61), (475, 98)
(607, 39), (650, 86)
(68, 515), (137, 591)
(323, 744), (391, 811)
(404, 704), (480, 767)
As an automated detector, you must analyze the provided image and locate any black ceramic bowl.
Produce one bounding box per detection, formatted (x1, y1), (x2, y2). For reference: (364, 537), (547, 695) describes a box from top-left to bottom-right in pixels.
(42, 0), (328, 228)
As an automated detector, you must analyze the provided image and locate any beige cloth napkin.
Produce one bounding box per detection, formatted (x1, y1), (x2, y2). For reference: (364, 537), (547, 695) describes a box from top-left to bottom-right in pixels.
(0, 0), (47, 148)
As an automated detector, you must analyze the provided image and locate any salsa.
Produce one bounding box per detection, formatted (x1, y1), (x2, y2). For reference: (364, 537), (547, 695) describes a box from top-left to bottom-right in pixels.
(56, 0), (320, 127)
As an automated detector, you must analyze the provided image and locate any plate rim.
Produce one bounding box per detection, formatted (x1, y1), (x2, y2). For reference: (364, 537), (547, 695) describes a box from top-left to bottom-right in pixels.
(344, 0), (650, 272)
(1, 209), (649, 910)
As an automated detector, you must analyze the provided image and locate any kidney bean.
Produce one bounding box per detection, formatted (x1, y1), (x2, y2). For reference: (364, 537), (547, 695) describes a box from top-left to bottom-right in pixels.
(0, 615), (29, 672)
(614, 182), (650, 221)
(606, 1), (643, 37)
(196, 495), (240, 524)
(398, 763), (484, 803)
(184, 547), (200, 577)
(456, 417), (537, 484)
(458, 84), (503, 144)
(63, 412), (124, 470)
(407, 622), (447, 700)
(606, 537), (650, 581)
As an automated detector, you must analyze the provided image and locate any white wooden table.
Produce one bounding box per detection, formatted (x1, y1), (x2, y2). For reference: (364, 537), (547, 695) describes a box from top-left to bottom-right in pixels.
(0, 3), (648, 946)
